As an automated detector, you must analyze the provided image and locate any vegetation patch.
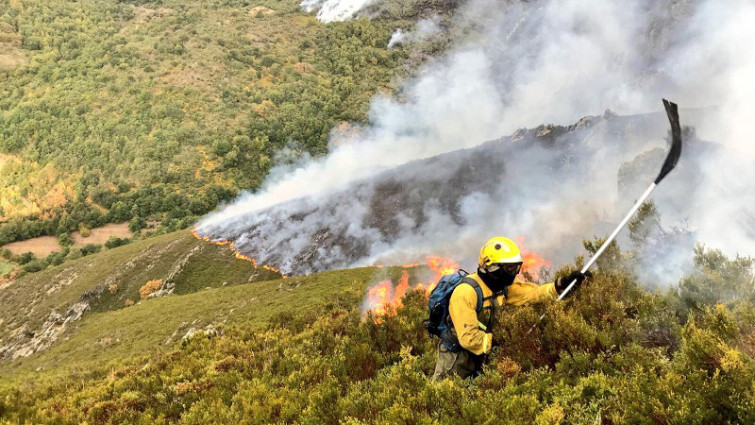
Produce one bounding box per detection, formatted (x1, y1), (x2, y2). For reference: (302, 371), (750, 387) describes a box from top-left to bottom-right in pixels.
(0, 260), (13, 275)
(0, 236), (62, 257)
(0, 243), (753, 423)
(0, 157), (74, 221)
(71, 223), (133, 246)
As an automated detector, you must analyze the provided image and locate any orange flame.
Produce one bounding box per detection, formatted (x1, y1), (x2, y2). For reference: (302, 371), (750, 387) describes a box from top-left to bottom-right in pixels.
(365, 241), (552, 321)
(515, 236), (551, 280)
(414, 256), (459, 295)
(366, 256), (459, 321)
(367, 280), (394, 319)
(192, 227), (286, 279)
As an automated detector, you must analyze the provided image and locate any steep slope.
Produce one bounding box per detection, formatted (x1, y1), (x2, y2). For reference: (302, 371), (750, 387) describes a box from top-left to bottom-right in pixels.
(197, 108), (716, 276)
(0, 0), (407, 245)
(0, 263), (395, 377)
(0, 244), (753, 424)
(0, 231), (281, 363)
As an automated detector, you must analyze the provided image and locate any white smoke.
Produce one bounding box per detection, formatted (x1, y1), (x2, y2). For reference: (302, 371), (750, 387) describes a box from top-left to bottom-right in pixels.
(300, 0), (377, 23)
(201, 48), (510, 226)
(387, 29), (405, 49)
(659, 1), (755, 255)
(387, 17), (442, 49)
(199, 0), (755, 283)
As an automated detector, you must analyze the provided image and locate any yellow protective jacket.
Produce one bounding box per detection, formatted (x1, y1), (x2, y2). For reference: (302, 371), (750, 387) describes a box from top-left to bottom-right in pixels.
(448, 272), (557, 355)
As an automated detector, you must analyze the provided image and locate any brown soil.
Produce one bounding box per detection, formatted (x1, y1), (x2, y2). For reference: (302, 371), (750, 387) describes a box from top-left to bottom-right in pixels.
(0, 223), (133, 257)
(249, 6), (275, 16)
(2, 237), (62, 257)
(72, 223), (133, 246)
(0, 30), (27, 69)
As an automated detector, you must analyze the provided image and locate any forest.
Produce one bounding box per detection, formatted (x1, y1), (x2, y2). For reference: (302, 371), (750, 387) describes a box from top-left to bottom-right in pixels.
(0, 0), (423, 246)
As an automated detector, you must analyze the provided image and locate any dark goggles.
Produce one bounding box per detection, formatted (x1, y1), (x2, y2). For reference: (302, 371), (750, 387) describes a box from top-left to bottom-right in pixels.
(487, 262), (523, 276)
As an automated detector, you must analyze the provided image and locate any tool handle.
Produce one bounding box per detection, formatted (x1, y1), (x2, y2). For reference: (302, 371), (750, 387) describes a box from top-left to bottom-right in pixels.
(555, 183), (657, 301)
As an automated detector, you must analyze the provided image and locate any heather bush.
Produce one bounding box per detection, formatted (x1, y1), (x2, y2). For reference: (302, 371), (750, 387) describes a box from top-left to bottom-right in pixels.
(1, 248), (754, 424)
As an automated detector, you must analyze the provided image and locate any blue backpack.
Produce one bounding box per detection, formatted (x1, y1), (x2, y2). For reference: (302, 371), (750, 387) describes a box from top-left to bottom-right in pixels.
(423, 269), (487, 352)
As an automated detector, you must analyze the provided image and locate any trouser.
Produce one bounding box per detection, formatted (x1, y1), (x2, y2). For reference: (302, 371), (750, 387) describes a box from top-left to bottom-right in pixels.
(432, 341), (484, 380)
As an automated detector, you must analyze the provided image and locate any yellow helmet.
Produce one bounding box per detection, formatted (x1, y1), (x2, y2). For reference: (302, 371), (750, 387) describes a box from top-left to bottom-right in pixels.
(478, 237), (523, 273)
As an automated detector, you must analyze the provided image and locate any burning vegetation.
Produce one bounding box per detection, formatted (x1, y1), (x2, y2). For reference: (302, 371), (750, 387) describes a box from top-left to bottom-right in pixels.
(365, 239), (551, 321)
(515, 236), (552, 280)
(190, 228), (285, 277)
(366, 256), (459, 321)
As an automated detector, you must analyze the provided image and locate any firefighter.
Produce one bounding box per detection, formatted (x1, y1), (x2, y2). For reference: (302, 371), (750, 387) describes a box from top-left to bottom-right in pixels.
(432, 236), (590, 379)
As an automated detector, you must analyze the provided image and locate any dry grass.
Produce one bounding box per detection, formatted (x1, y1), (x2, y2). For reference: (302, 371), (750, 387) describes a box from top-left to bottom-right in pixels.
(249, 6), (276, 16)
(132, 6), (175, 23)
(71, 223), (133, 246)
(0, 40), (27, 69)
(0, 223), (133, 256)
(1, 237), (62, 257)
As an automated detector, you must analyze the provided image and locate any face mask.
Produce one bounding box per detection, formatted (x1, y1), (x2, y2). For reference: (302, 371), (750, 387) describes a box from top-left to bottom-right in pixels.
(480, 262), (521, 293)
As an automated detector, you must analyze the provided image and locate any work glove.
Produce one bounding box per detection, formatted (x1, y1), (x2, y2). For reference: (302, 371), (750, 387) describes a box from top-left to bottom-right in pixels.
(554, 270), (592, 295)
(483, 333), (493, 354)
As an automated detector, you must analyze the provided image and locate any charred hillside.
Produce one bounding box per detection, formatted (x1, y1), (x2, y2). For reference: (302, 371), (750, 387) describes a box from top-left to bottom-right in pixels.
(197, 109), (713, 276)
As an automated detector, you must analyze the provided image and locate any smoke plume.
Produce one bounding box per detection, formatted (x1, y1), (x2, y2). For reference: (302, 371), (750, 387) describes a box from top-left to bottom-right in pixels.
(198, 0), (755, 286)
(299, 0), (377, 23)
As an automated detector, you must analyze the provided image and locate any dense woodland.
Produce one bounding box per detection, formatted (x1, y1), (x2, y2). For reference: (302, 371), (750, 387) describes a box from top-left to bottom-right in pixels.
(0, 0), (429, 245)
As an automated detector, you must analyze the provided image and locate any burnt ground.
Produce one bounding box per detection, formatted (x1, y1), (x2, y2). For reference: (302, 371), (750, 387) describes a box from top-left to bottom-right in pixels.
(198, 109), (716, 276)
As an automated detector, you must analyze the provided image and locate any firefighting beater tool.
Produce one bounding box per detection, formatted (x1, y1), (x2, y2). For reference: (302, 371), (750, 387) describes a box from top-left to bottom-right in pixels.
(527, 99), (683, 334)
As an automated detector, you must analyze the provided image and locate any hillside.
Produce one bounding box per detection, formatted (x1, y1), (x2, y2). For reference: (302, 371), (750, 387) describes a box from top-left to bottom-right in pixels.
(1, 0), (754, 422)
(196, 109), (715, 277)
(0, 230), (280, 365)
(0, 0), (416, 244)
(0, 231), (754, 423)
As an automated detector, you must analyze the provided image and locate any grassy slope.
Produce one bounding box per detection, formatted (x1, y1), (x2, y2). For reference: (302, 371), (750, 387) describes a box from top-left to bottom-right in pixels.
(0, 261), (12, 276)
(2, 267), (386, 378)
(0, 231), (277, 364)
(0, 229), (408, 378)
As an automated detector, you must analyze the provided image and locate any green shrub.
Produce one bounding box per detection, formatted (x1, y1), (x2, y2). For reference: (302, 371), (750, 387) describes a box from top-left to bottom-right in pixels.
(22, 259), (48, 273)
(1, 243), (753, 423)
(105, 236), (130, 249)
(80, 243), (102, 256)
(17, 251), (35, 265)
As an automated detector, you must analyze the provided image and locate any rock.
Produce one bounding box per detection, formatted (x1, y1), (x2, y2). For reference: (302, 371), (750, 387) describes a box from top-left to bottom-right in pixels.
(65, 302), (89, 322)
(47, 311), (64, 324)
(204, 324), (219, 337)
(0, 302), (90, 360)
(181, 323), (223, 341)
(182, 327), (198, 340)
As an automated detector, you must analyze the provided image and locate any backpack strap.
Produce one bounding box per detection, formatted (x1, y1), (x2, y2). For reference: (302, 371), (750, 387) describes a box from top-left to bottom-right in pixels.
(460, 276), (506, 334)
(460, 277), (484, 313)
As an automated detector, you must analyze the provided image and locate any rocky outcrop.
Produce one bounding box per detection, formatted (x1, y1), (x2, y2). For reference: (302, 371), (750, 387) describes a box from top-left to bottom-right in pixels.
(148, 245), (203, 298)
(0, 237), (200, 361)
(0, 301), (89, 360)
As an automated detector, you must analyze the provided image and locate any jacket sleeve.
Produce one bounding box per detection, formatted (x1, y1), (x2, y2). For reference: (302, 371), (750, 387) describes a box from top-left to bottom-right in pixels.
(506, 279), (558, 306)
(448, 284), (490, 355)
